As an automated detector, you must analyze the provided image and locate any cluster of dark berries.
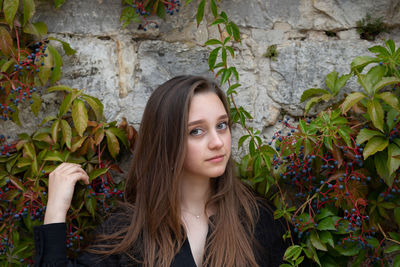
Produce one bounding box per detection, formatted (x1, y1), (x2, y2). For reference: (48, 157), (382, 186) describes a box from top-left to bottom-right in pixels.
(131, 0), (180, 31)
(0, 40), (48, 121)
(0, 177), (46, 265)
(269, 118), (396, 264)
(64, 174), (124, 251)
(0, 135), (15, 156)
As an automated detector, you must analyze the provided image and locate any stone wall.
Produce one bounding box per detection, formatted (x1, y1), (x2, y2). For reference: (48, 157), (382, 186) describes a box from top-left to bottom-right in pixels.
(1, 0), (399, 151)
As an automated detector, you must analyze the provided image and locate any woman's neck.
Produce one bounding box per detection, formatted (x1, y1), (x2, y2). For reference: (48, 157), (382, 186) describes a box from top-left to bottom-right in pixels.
(180, 174), (211, 214)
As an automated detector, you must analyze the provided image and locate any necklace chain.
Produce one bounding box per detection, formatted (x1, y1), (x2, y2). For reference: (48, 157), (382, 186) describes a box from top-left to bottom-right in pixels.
(181, 209), (204, 219)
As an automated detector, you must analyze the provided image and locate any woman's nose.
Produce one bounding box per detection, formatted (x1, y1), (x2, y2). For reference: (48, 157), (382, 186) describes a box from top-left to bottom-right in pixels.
(208, 130), (224, 149)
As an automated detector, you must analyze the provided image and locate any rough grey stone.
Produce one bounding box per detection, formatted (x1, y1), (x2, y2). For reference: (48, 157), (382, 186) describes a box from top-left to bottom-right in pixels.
(52, 34), (122, 121)
(117, 40), (212, 125)
(35, 0), (123, 35)
(268, 40), (389, 116)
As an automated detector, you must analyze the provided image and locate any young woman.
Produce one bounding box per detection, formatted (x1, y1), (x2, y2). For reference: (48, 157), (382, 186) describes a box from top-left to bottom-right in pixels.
(34, 75), (290, 267)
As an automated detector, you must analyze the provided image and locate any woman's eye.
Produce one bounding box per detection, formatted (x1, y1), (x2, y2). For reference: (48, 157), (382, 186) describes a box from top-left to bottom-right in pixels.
(217, 121), (228, 130)
(190, 128), (203, 136)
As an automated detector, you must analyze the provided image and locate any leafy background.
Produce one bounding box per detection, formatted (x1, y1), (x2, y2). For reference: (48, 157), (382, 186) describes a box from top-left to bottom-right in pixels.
(1, 0), (400, 266)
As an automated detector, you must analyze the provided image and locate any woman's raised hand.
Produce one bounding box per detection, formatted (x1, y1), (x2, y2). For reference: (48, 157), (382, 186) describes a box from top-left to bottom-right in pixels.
(44, 163), (90, 224)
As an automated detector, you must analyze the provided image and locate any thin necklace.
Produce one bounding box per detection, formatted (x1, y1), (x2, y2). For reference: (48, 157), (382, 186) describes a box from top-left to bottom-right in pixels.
(182, 209), (204, 219)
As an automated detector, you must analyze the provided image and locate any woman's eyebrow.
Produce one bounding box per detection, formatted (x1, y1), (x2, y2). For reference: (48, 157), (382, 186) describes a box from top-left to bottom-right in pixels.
(188, 114), (228, 126)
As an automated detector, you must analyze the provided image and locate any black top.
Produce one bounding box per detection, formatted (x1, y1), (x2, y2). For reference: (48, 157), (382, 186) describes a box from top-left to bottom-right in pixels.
(34, 204), (291, 267)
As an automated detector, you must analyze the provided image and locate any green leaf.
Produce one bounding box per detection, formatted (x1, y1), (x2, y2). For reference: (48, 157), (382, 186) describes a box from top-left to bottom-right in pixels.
(105, 129), (120, 158)
(352, 250), (367, 267)
(60, 119), (72, 149)
(107, 127), (129, 148)
(48, 45), (62, 83)
(304, 95), (323, 114)
(395, 254), (400, 267)
(356, 128), (384, 144)
(226, 46), (234, 58)
(85, 194), (97, 218)
(88, 168), (109, 182)
(375, 151), (390, 183)
(238, 135), (250, 149)
(72, 99), (88, 137)
(23, 142), (35, 160)
(210, 18), (225, 26)
(120, 6), (140, 28)
(11, 107), (21, 125)
(325, 70), (338, 92)
(204, 39), (222, 46)
(48, 37), (76, 55)
(334, 74), (351, 95)
(70, 136), (87, 152)
(369, 45), (390, 56)
(81, 95), (104, 121)
(386, 39), (396, 53)
(220, 11), (228, 22)
(221, 68), (232, 85)
(364, 65), (385, 93)
(367, 99), (384, 132)
(319, 231), (334, 248)
(3, 0), (19, 28)
(58, 93), (73, 117)
(23, 21), (48, 36)
(53, 0), (65, 8)
(210, 0), (218, 18)
(350, 56), (379, 72)
(40, 115), (57, 125)
(23, 0), (35, 26)
(338, 127), (353, 147)
(50, 119), (60, 143)
(283, 245), (302, 261)
(155, 1), (166, 19)
(372, 76), (400, 93)
(335, 242), (361, 256)
(341, 92), (366, 113)
(385, 245), (400, 254)
(378, 92), (400, 111)
(389, 232), (400, 242)
(227, 83), (240, 95)
(0, 26), (13, 56)
(30, 92), (42, 116)
(394, 207), (400, 227)
(387, 109), (399, 131)
(221, 47), (227, 66)
(317, 216), (336, 231)
(43, 151), (64, 162)
(38, 66), (51, 84)
(196, 0), (205, 26)
(300, 88), (329, 103)
(315, 207), (335, 221)
(388, 144), (400, 180)
(231, 22), (240, 42)
(208, 47), (221, 70)
(47, 85), (73, 93)
(367, 237), (380, 248)
(1, 58), (15, 72)
(310, 231), (327, 251)
(363, 136), (388, 159)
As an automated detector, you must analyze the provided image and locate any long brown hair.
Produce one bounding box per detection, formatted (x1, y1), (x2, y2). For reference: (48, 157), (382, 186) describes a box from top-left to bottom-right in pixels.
(89, 76), (260, 266)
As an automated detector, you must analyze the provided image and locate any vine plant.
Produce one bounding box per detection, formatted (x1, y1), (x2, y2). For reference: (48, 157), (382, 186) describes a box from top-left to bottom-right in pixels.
(0, 0), (75, 127)
(193, 1), (400, 266)
(0, 1), (135, 265)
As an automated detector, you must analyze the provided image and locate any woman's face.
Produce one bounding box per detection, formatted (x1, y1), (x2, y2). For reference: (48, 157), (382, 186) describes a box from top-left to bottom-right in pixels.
(182, 92), (231, 180)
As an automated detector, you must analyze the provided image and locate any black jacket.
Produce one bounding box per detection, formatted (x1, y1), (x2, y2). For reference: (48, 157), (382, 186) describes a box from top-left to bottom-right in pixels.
(34, 204), (291, 267)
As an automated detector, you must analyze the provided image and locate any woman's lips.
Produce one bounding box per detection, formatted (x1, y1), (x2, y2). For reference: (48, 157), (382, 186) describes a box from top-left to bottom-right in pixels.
(206, 155), (225, 163)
